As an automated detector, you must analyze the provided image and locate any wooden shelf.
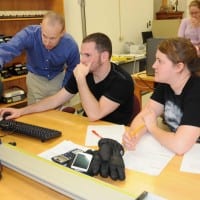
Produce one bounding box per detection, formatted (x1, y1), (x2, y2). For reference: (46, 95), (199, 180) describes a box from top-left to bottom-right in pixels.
(0, 0), (64, 14)
(2, 75), (27, 92)
(0, 98), (27, 108)
(2, 75), (26, 82)
(0, 17), (43, 21)
(0, 75), (27, 108)
(156, 11), (184, 20)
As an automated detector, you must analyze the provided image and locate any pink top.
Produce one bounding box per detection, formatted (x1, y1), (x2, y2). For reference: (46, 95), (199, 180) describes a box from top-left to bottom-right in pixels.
(178, 18), (200, 46)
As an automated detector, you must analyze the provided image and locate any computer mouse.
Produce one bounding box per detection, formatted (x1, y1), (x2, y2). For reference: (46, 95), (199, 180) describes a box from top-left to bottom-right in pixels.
(2, 112), (12, 120)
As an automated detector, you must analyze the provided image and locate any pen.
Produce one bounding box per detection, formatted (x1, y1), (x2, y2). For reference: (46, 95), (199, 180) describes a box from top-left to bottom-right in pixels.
(129, 124), (145, 138)
(91, 130), (103, 139)
(135, 191), (148, 200)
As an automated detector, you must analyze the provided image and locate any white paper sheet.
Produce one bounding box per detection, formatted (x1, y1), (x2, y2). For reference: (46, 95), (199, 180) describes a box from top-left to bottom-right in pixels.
(145, 192), (167, 200)
(123, 133), (175, 176)
(38, 140), (88, 161)
(39, 130), (174, 176)
(180, 143), (200, 174)
(85, 125), (125, 146)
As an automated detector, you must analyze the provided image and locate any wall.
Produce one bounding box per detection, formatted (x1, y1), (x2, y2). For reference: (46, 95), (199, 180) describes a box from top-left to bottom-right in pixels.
(186, 0), (194, 16)
(64, 0), (153, 53)
(152, 19), (181, 38)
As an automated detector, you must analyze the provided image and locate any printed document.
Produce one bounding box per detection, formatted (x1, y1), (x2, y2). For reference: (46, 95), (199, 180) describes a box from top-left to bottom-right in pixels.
(38, 140), (88, 161)
(180, 143), (200, 174)
(123, 133), (175, 176)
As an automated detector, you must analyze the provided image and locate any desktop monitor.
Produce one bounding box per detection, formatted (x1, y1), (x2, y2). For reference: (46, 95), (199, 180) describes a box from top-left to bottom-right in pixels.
(141, 31), (153, 44)
(146, 38), (164, 76)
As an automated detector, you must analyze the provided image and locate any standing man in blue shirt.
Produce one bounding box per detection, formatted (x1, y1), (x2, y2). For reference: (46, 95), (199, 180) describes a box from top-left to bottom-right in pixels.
(0, 11), (80, 105)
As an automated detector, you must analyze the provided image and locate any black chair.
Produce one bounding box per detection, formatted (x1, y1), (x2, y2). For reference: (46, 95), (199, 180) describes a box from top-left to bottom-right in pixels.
(61, 106), (76, 114)
(128, 94), (141, 126)
(132, 94), (141, 119)
(0, 80), (3, 101)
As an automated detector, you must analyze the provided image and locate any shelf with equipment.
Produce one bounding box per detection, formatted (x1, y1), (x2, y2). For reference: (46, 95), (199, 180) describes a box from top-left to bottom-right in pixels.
(0, 0), (64, 108)
(0, 98), (27, 108)
(0, 75), (27, 108)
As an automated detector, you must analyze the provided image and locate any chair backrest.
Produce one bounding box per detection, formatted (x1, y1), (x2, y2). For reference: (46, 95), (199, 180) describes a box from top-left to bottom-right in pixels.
(133, 94), (141, 119)
(61, 106), (76, 114)
(128, 94), (141, 126)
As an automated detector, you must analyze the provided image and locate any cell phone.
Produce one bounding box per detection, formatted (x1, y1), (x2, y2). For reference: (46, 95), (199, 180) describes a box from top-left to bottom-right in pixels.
(70, 152), (93, 172)
(51, 148), (84, 166)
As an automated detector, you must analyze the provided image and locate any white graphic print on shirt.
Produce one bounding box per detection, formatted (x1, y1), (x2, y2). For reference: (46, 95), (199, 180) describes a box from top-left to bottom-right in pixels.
(164, 100), (183, 132)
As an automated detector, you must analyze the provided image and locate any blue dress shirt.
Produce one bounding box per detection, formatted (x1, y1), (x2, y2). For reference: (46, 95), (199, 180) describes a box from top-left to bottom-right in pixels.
(0, 25), (80, 86)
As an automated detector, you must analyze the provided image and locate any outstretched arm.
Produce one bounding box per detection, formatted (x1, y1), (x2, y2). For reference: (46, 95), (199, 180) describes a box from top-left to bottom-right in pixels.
(123, 99), (163, 150)
(0, 88), (73, 120)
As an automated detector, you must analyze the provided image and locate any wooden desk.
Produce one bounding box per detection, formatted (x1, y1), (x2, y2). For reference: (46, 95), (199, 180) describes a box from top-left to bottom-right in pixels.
(132, 71), (155, 106)
(1, 110), (200, 200)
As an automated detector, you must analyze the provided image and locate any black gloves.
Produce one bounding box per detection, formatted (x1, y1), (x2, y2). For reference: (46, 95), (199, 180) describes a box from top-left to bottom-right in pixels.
(86, 138), (125, 181)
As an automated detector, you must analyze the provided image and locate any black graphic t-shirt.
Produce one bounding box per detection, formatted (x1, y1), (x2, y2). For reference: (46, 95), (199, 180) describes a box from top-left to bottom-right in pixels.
(151, 76), (200, 132)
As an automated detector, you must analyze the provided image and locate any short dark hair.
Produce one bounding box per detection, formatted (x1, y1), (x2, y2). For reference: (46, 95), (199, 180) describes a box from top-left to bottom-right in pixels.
(82, 32), (112, 59)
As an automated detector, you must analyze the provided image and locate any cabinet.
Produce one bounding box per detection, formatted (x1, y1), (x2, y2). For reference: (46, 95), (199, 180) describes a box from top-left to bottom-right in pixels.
(0, 0), (64, 108)
(156, 11), (184, 20)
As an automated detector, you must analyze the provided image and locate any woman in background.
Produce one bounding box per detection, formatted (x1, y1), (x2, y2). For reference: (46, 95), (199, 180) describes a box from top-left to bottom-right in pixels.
(178, 0), (200, 56)
(123, 37), (200, 155)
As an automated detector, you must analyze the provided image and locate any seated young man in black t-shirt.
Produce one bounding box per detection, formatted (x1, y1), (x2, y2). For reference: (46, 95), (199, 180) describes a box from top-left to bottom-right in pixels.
(0, 32), (134, 125)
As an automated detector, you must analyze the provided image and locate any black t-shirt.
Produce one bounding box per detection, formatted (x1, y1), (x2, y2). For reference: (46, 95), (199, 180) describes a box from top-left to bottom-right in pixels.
(151, 76), (200, 132)
(64, 63), (134, 125)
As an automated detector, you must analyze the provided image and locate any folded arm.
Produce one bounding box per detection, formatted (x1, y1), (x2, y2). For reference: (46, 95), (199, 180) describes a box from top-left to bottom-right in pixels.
(76, 74), (120, 121)
(123, 98), (200, 155)
(123, 99), (164, 150)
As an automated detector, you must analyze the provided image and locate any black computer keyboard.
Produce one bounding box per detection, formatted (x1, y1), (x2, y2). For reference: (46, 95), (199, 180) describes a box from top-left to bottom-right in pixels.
(0, 119), (62, 142)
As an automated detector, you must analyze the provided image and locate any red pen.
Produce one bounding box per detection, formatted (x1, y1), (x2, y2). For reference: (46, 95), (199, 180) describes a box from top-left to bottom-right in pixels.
(91, 130), (103, 138)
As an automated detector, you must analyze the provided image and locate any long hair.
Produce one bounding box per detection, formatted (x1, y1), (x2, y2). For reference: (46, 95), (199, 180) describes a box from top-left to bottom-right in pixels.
(158, 37), (200, 76)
